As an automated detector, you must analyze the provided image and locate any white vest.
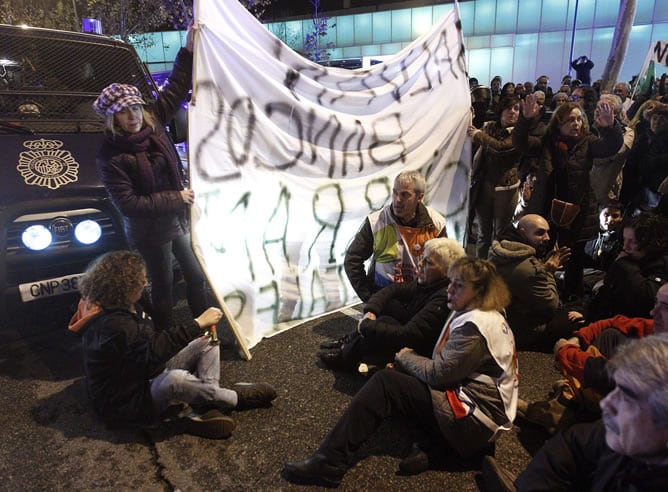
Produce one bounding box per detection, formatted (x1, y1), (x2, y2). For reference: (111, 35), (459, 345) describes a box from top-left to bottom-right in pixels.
(436, 309), (518, 439)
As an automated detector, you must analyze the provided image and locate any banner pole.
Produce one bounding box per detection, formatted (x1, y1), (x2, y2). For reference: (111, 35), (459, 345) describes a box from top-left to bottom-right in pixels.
(188, 0), (252, 360)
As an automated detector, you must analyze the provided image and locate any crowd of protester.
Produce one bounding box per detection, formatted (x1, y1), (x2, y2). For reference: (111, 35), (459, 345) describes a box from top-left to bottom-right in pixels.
(69, 29), (668, 489)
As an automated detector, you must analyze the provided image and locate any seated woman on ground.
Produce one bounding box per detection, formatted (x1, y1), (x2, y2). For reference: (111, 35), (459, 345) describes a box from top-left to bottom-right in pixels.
(69, 250), (277, 439)
(318, 237), (466, 373)
(283, 257), (517, 486)
(587, 212), (668, 321)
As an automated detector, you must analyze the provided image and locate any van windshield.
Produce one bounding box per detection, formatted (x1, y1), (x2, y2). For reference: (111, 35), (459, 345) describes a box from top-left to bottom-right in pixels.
(0, 27), (155, 133)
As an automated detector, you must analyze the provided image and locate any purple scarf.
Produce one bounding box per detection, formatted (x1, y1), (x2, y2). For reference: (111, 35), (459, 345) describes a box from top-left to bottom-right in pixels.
(106, 126), (182, 195)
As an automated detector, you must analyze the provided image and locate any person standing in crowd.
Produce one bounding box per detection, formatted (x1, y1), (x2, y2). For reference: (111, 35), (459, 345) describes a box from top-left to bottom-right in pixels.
(344, 171), (447, 302)
(571, 55), (594, 86)
(468, 96), (522, 259)
(613, 81), (634, 123)
(319, 238), (465, 372)
(550, 92), (568, 110)
(514, 93), (623, 300)
(284, 257), (517, 486)
(620, 99), (668, 215)
(69, 251), (277, 439)
(534, 75), (553, 107)
(93, 25), (209, 329)
(589, 94), (634, 205)
(483, 334), (668, 491)
(490, 75), (503, 109)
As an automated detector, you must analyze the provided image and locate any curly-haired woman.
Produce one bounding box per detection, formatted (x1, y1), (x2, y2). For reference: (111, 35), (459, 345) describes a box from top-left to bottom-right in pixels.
(68, 251), (276, 438)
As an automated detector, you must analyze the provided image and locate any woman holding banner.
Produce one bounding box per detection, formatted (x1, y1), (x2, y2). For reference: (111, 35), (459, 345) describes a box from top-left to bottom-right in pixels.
(93, 25), (208, 328)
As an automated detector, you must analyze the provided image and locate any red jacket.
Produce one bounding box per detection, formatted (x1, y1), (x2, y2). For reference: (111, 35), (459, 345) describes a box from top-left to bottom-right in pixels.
(556, 315), (654, 390)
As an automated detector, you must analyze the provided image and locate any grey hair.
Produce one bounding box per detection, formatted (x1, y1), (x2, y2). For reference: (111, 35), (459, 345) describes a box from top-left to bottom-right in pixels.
(608, 334), (668, 424)
(423, 238), (466, 272)
(394, 171), (426, 195)
(599, 94), (623, 116)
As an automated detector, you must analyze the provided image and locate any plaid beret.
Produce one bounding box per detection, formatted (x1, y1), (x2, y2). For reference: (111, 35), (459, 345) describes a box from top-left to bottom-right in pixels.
(93, 83), (146, 115)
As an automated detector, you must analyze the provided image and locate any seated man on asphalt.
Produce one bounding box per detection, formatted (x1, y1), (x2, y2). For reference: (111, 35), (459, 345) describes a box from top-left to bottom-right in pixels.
(319, 238), (466, 372)
(488, 213), (572, 349)
(482, 334), (668, 491)
(343, 170), (447, 302)
(68, 250), (277, 439)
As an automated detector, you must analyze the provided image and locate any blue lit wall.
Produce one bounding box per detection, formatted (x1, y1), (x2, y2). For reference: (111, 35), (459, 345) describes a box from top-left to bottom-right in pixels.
(133, 0), (668, 86)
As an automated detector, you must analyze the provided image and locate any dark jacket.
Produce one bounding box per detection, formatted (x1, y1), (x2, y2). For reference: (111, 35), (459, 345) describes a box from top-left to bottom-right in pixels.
(471, 120), (521, 189)
(488, 225), (559, 345)
(584, 230), (622, 271)
(513, 114), (623, 242)
(81, 307), (201, 426)
(516, 420), (668, 491)
(359, 277), (450, 356)
(588, 253), (668, 321)
(96, 48), (192, 247)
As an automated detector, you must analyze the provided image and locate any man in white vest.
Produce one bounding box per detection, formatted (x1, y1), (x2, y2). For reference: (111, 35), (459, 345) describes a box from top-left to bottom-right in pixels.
(344, 171), (447, 302)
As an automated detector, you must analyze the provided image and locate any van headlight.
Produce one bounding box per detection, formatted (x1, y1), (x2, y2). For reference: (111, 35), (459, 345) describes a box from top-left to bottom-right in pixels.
(74, 219), (102, 245)
(22, 224), (53, 251)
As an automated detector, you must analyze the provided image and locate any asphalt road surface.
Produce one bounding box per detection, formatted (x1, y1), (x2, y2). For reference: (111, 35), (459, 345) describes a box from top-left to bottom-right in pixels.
(0, 296), (561, 491)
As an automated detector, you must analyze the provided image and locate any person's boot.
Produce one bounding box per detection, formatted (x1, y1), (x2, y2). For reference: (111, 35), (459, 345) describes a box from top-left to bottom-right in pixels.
(318, 348), (347, 370)
(319, 331), (355, 350)
(182, 409), (236, 439)
(283, 453), (347, 486)
(398, 442), (429, 475)
(233, 382), (277, 410)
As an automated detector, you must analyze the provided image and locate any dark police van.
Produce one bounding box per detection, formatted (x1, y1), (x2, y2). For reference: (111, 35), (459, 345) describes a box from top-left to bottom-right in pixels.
(0, 24), (179, 321)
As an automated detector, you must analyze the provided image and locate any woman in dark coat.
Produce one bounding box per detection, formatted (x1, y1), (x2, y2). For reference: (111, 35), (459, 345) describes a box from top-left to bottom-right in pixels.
(93, 26), (208, 328)
(513, 94), (623, 299)
(468, 96), (522, 258)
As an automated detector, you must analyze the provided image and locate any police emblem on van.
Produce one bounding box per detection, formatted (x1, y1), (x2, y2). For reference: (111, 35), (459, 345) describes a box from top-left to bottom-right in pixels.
(16, 139), (79, 190)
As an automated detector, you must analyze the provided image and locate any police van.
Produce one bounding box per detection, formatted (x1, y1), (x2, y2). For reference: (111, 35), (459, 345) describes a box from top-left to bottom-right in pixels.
(0, 24), (183, 320)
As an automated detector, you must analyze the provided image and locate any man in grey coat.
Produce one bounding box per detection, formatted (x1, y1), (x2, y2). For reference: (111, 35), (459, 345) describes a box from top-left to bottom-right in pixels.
(488, 214), (571, 349)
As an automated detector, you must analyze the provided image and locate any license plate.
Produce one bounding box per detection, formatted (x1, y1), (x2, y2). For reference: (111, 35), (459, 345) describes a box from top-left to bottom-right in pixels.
(19, 273), (83, 302)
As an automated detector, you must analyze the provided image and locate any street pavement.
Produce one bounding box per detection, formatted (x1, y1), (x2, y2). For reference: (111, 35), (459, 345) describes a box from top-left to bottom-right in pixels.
(0, 299), (561, 491)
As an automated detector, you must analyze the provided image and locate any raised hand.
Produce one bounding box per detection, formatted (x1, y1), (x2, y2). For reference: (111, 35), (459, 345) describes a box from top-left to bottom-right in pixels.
(521, 93), (540, 120)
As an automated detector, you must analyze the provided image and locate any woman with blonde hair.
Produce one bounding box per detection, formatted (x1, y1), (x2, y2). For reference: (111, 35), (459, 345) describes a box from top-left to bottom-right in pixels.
(93, 25), (208, 329)
(284, 257), (518, 486)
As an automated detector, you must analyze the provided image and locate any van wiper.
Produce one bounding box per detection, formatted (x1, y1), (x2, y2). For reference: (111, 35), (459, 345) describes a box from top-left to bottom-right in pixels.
(0, 121), (34, 135)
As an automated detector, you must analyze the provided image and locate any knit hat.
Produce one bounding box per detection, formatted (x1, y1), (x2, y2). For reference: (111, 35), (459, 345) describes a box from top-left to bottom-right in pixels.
(93, 83), (146, 115)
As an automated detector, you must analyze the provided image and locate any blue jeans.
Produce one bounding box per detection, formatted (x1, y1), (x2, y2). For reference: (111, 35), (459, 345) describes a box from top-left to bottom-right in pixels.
(150, 337), (237, 415)
(137, 233), (209, 329)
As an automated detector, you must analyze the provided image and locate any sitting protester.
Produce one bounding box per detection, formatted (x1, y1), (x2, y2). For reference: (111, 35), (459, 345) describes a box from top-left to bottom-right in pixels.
(582, 201), (624, 297)
(488, 214), (573, 349)
(318, 238), (465, 372)
(518, 282), (666, 435)
(283, 257), (517, 486)
(482, 334), (668, 491)
(69, 250), (277, 439)
(587, 212), (668, 321)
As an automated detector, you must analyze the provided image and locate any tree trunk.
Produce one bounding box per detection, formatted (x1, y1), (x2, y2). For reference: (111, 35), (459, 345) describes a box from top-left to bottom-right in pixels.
(601, 0), (637, 91)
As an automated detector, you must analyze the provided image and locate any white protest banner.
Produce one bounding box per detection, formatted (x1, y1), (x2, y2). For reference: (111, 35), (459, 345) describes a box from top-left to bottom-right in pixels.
(189, 0), (471, 350)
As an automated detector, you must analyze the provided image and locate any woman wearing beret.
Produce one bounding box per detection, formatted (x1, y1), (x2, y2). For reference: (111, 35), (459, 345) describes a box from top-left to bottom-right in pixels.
(93, 25), (208, 328)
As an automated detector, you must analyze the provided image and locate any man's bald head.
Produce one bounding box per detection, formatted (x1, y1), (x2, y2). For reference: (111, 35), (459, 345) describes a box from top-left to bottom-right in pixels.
(517, 214), (551, 253)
